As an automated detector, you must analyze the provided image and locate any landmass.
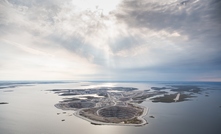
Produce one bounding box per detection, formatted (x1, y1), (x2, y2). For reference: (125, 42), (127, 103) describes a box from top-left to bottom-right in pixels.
(50, 87), (165, 126)
(50, 85), (202, 125)
(150, 85), (201, 103)
(149, 116), (155, 118)
(0, 102), (8, 105)
(151, 93), (195, 103)
(151, 87), (168, 90)
(170, 85), (201, 93)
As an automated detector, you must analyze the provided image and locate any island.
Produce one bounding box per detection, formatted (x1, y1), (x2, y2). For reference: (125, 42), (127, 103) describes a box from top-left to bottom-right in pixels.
(49, 87), (160, 126)
(50, 85), (202, 126)
(0, 102), (9, 105)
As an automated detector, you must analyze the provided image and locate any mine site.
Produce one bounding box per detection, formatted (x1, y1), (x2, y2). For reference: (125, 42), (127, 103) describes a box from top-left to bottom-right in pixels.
(50, 85), (200, 126)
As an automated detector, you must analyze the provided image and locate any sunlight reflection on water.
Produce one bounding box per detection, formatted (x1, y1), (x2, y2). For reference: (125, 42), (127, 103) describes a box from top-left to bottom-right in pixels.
(0, 82), (220, 134)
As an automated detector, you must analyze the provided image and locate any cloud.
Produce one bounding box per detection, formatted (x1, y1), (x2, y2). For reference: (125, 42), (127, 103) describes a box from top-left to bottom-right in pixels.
(115, 0), (221, 41)
(0, 0), (221, 81)
(112, 0), (221, 69)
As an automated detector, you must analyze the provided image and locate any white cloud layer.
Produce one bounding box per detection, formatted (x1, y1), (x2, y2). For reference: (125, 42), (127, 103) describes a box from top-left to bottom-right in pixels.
(0, 0), (221, 81)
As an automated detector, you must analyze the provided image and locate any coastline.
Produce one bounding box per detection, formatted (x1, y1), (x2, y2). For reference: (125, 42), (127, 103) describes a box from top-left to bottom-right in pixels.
(74, 105), (149, 126)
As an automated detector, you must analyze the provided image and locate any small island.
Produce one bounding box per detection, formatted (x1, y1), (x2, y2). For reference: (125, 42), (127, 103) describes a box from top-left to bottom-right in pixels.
(0, 102), (9, 105)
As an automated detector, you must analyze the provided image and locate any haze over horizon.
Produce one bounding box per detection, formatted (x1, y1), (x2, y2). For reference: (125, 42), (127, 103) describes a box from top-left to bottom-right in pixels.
(0, 0), (221, 81)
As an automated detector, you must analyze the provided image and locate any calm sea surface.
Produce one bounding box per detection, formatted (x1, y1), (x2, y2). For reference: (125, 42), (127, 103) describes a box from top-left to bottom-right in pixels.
(0, 81), (221, 134)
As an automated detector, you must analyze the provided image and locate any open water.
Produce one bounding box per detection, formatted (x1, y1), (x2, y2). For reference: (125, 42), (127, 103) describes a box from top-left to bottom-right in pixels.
(0, 81), (220, 134)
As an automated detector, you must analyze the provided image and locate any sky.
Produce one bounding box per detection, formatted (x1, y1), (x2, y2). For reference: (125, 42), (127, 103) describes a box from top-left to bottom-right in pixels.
(0, 0), (221, 81)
